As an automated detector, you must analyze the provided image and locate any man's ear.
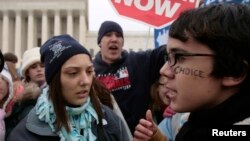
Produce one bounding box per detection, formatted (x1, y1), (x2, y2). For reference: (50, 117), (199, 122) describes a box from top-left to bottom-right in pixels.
(223, 60), (248, 87)
(222, 74), (246, 87)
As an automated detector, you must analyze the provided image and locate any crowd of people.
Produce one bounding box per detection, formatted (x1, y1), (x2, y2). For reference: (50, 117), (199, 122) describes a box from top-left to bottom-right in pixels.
(0, 2), (250, 141)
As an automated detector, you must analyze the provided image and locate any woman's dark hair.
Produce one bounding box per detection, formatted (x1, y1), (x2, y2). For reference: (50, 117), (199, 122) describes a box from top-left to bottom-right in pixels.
(169, 4), (250, 90)
(24, 69), (31, 83)
(49, 71), (105, 132)
(92, 78), (113, 109)
(0, 50), (4, 72)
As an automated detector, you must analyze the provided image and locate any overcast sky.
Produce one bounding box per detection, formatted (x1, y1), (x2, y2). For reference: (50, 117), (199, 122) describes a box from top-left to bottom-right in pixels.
(88, 0), (151, 31)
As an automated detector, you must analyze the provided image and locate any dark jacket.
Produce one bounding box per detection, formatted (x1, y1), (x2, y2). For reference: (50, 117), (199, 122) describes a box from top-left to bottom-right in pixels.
(5, 83), (46, 138)
(175, 90), (250, 141)
(7, 105), (130, 141)
(5, 99), (37, 138)
(93, 45), (165, 133)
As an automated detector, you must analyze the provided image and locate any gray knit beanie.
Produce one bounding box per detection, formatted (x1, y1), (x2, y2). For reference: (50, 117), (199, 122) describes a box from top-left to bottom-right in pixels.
(97, 21), (123, 45)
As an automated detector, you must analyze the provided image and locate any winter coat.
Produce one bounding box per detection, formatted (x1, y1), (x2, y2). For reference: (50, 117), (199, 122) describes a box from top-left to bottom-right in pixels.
(5, 83), (46, 138)
(150, 90), (250, 141)
(0, 64), (14, 140)
(158, 113), (189, 141)
(93, 45), (166, 133)
(7, 105), (130, 141)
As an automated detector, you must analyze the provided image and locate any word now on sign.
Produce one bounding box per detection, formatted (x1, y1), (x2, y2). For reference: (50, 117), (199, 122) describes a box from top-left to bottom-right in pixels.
(109, 0), (200, 28)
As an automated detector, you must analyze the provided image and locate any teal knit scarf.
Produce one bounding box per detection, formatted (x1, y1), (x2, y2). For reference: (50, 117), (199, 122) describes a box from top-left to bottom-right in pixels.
(36, 88), (99, 141)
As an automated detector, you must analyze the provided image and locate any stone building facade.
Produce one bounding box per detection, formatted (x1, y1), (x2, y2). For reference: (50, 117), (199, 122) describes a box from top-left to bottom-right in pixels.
(0, 0), (154, 67)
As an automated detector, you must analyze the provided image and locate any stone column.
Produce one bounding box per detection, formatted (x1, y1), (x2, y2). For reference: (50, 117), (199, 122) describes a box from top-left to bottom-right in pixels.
(14, 10), (22, 65)
(54, 10), (61, 35)
(79, 10), (86, 45)
(2, 11), (9, 52)
(27, 10), (34, 49)
(67, 10), (73, 36)
(41, 10), (48, 45)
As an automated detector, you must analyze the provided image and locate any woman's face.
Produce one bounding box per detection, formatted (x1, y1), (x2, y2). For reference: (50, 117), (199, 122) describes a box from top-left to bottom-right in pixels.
(27, 62), (45, 85)
(158, 76), (170, 106)
(60, 54), (94, 106)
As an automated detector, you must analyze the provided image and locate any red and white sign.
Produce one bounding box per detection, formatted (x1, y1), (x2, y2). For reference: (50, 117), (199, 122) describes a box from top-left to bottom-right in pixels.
(109, 0), (200, 28)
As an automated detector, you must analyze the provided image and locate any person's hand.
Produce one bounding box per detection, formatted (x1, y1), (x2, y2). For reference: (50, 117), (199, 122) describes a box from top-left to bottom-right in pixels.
(133, 109), (158, 141)
(17, 82), (41, 101)
(13, 81), (25, 101)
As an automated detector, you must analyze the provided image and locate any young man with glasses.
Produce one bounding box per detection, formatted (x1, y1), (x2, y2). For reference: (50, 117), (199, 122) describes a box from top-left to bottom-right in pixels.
(133, 3), (250, 141)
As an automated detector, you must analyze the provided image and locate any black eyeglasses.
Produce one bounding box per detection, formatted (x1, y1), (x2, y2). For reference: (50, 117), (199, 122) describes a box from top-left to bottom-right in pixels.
(164, 52), (215, 67)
